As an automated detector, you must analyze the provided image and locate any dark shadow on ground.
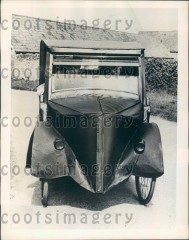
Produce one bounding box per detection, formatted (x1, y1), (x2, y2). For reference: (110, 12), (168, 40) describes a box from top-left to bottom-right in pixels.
(30, 176), (140, 210)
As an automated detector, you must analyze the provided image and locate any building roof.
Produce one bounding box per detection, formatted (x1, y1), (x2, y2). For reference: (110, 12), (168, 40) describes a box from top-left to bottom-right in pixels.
(11, 14), (177, 58)
(12, 14), (137, 53)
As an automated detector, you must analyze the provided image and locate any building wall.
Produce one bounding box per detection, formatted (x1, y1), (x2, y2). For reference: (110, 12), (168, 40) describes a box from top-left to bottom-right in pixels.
(12, 53), (39, 81)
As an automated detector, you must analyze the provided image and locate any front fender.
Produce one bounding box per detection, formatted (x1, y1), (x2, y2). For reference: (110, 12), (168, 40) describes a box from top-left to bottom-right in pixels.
(26, 121), (94, 192)
(29, 121), (69, 178)
(106, 122), (163, 192)
(132, 122), (164, 178)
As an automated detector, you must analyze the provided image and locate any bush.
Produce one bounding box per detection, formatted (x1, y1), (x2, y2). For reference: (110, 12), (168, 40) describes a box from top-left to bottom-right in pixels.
(145, 58), (177, 95)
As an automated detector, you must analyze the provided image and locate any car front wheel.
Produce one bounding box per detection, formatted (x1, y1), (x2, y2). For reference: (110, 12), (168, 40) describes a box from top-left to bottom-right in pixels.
(41, 180), (49, 207)
(135, 176), (156, 205)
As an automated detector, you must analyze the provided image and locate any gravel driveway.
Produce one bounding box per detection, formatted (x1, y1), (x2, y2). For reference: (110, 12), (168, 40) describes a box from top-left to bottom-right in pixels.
(10, 89), (177, 230)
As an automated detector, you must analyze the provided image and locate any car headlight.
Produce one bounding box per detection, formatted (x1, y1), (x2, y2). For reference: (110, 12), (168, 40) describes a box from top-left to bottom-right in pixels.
(134, 139), (145, 154)
(54, 138), (64, 150)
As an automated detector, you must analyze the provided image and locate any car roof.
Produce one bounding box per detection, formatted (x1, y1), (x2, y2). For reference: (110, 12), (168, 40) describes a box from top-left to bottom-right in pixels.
(41, 39), (145, 52)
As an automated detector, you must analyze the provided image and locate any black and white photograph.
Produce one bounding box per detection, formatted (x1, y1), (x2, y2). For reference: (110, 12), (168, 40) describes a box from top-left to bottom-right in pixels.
(1, 1), (188, 239)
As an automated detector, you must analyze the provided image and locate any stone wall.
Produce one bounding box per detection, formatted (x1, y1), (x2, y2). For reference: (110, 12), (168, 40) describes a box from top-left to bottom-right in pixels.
(12, 53), (39, 81)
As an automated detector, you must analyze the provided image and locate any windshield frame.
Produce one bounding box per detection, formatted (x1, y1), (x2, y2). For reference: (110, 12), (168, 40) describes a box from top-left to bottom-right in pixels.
(46, 53), (144, 102)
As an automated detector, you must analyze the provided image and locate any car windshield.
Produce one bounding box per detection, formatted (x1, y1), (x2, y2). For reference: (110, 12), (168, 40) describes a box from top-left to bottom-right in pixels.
(51, 56), (139, 96)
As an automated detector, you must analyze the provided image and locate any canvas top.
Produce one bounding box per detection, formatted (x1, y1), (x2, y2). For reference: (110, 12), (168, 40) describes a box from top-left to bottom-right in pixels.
(41, 39), (145, 52)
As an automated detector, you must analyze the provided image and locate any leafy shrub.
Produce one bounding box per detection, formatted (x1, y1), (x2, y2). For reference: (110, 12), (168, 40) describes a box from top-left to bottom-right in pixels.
(145, 58), (177, 95)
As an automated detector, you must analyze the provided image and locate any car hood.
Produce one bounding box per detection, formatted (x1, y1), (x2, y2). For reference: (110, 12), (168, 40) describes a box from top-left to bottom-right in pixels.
(48, 95), (143, 117)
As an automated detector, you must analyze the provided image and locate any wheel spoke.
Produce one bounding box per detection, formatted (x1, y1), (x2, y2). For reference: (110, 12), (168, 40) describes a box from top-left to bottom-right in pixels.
(139, 177), (152, 199)
(136, 176), (156, 205)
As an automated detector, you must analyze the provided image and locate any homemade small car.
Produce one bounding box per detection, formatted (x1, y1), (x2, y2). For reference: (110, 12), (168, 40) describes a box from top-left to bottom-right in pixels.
(26, 40), (164, 207)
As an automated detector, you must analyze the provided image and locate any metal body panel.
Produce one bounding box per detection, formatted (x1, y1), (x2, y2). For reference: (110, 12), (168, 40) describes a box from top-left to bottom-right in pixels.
(30, 121), (94, 192)
(45, 98), (143, 192)
(29, 115), (142, 193)
(107, 122), (163, 191)
(132, 123), (164, 178)
(26, 39), (164, 195)
(29, 115), (164, 193)
(48, 96), (142, 115)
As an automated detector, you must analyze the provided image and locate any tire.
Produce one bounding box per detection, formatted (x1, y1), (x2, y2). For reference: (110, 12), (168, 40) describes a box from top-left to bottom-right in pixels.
(135, 176), (156, 205)
(41, 180), (49, 207)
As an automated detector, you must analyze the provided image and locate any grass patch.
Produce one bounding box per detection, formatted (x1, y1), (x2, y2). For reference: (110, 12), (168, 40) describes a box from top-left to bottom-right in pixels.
(147, 91), (177, 122)
(11, 79), (38, 91)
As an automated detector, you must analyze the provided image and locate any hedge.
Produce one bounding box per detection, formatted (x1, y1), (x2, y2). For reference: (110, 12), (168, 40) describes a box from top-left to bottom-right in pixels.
(145, 58), (177, 95)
